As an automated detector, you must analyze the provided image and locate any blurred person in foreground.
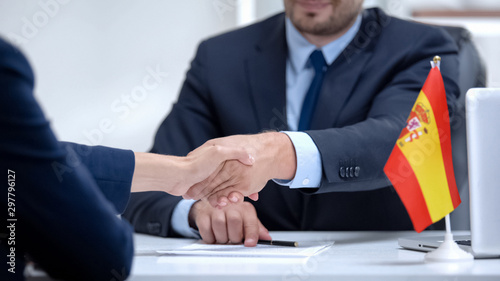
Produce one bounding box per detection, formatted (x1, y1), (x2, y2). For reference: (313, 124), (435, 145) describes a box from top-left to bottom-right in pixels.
(0, 37), (254, 281)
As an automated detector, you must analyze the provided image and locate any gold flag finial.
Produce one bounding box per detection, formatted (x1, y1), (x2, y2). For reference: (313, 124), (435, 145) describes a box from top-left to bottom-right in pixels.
(433, 56), (441, 64)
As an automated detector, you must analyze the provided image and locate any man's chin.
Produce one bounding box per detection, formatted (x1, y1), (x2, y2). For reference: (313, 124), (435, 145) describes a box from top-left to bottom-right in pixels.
(296, 1), (331, 13)
(294, 17), (329, 34)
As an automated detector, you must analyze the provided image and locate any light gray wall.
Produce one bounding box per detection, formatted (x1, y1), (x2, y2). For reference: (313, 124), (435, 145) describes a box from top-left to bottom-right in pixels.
(0, 0), (237, 151)
(1, 0), (498, 152)
(255, 0), (283, 20)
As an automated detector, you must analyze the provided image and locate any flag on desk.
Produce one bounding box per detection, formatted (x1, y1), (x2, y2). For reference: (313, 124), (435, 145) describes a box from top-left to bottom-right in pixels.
(384, 57), (461, 233)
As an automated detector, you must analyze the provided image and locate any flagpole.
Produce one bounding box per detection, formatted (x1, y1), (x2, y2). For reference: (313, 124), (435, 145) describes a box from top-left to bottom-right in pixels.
(386, 55), (472, 262)
(424, 56), (473, 262)
(445, 213), (452, 235)
(424, 215), (473, 262)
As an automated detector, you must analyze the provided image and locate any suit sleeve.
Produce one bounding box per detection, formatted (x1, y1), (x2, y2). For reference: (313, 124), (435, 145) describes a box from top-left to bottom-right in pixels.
(0, 39), (134, 281)
(307, 26), (460, 194)
(123, 40), (222, 237)
(58, 142), (134, 213)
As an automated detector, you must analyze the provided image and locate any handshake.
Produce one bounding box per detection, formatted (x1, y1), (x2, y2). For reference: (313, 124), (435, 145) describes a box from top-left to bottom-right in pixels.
(132, 132), (297, 207)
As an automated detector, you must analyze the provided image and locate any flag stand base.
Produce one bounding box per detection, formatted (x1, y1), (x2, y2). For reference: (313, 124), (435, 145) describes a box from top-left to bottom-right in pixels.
(425, 215), (474, 262)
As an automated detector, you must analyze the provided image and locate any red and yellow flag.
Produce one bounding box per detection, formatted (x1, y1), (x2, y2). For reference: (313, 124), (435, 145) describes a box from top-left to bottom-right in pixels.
(384, 59), (461, 232)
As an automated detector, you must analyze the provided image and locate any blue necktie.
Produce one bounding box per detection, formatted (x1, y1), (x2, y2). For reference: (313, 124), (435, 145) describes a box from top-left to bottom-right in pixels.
(298, 50), (327, 131)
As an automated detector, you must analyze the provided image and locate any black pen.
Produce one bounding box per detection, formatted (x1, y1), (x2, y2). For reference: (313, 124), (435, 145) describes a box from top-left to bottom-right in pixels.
(258, 239), (298, 247)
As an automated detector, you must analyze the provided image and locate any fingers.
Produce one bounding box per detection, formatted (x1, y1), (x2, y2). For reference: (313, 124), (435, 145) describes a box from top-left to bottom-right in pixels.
(242, 205), (260, 247)
(205, 144), (255, 167)
(183, 143), (254, 195)
(202, 137), (255, 166)
(210, 191), (244, 208)
(184, 163), (227, 200)
(258, 221), (272, 241)
(196, 212), (216, 244)
(207, 188), (234, 208)
(226, 208), (244, 244)
(248, 193), (259, 201)
(207, 193), (219, 208)
(183, 178), (209, 200)
(228, 192), (244, 203)
(211, 210), (229, 244)
(238, 151), (255, 166)
(194, 201), (266, 247)
(207, 190), (257, 208)
(195, 175), (233, 203)
(192, 159), (250, 201)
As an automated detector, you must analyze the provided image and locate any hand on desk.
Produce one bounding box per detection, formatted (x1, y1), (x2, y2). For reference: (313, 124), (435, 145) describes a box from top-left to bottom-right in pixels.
(188, 200), (271, 247)
(183, 132), (297, 207)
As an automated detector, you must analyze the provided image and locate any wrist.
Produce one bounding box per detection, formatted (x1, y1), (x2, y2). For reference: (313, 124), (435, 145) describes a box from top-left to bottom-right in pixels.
(132, 152), (186, 195)
(259, 132), (296, 180)
(188, 200), (201, 230)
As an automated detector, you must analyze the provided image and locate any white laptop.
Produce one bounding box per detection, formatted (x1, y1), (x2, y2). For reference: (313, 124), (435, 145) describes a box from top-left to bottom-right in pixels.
(398, 88), (500, 258)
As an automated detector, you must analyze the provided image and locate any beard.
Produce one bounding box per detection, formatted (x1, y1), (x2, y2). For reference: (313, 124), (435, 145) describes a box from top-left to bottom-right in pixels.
(287, 0), (362, 36)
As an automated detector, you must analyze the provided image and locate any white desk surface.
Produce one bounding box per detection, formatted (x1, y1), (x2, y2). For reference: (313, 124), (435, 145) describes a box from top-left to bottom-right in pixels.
(129, 231), (500, 281)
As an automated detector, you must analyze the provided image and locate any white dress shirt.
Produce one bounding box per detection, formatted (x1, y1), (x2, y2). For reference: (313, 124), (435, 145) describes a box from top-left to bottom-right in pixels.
(172, 14), (362, 237)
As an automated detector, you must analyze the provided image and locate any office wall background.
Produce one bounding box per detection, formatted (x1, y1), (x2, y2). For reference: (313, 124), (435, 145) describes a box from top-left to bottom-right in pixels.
(0, 0), (499, 152)
(0, 0), (239, 151)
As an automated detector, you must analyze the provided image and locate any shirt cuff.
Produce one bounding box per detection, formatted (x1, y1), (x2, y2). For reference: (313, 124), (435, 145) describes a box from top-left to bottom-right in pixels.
(171, 199), (201, 238)
(273, 131), (322, 188)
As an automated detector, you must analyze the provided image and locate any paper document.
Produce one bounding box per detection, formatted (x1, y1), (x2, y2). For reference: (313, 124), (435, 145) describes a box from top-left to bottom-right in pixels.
(157, 241), (334, 258)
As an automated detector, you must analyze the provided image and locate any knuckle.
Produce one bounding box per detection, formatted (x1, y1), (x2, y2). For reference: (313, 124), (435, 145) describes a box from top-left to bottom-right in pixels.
(229, 233), (243, 244)
(243, 222), (258, 235)
(241, 201), (255, 211)
(195, 215), (209, 231)
(215, 237), (228, 244)
(212, 214), (226, 227)
(213, 144), (223, 153)
(201, 235), (215, 244)
(227, 213), (243, 226)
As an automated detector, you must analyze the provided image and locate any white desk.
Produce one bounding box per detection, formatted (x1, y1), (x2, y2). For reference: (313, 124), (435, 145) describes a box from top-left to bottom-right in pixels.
(129, 231), (500, 281)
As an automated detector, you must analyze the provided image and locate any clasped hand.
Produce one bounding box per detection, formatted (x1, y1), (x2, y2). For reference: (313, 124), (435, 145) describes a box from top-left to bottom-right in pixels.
(183, 132), (296, 207)
(133, 132), (296, 207)
(131, 132), (295, 247)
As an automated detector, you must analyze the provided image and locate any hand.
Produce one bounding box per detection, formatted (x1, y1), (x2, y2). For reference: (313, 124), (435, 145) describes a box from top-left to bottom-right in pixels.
(183, 142), (255, 188)
(183, 132), (296, 206)
(189, 200), (272, 247)
(131, 141), (254, 195)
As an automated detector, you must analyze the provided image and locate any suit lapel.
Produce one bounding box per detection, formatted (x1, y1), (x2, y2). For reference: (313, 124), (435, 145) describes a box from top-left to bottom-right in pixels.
(246, 14), (288, 131)
(310, 10), (378, 130)
(245, 10), (383, 131)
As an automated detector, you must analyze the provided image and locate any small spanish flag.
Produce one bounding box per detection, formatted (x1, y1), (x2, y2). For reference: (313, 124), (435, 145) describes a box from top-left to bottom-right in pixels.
(384, 57), (461, 233)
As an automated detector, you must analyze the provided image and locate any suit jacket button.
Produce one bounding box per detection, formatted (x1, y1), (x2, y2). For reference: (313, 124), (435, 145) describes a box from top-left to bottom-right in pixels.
(340, 167), (345, 178)
(147, 222), (161, 235)
(349, 167), (354, 177)
(354, 166), (360, 177)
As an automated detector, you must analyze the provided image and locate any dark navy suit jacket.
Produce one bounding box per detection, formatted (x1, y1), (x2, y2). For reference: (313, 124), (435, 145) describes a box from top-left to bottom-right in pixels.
(0, 39), (134, 281)
(124, 8), (459, 236)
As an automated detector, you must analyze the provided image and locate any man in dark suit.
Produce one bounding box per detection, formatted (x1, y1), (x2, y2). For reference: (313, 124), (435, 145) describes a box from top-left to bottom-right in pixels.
(0, 37), (254, 280)
(123, 1), (459, 245)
